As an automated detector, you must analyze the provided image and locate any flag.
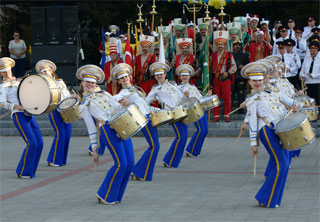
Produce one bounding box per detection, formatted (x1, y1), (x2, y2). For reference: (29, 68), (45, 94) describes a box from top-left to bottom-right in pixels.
(125, 34), (133, 68)
(202, 35), (209, 94)
(100, 27), (106, 70)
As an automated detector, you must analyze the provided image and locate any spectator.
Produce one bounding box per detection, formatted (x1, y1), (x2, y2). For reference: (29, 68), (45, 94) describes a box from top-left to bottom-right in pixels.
(8, 31), (27, 78)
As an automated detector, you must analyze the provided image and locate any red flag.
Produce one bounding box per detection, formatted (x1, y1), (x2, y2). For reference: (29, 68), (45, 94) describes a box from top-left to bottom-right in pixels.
(125, 35), (133, 68)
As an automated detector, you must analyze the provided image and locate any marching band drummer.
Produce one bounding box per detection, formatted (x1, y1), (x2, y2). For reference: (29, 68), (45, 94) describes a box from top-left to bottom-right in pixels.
(35, 60), (72, 167)
(146, 61), (188, 168)
(76, 64), (134, 205)
(241, 62), (298, 208)
(111, 63), (160, 181)
(176, 64), (210, 157)
(0, 57), (43, 178)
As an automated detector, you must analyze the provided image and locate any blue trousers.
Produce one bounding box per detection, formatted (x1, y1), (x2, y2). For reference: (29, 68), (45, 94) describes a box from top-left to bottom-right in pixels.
(185, 113), (209, 156)
(97, 124), (134, 203)
(47, 110), (71, 166)
(132, 118), (160, 181)
(256, 125), (290, 208)
(163, 121), (188, 168)
(13, 112), (43, 178)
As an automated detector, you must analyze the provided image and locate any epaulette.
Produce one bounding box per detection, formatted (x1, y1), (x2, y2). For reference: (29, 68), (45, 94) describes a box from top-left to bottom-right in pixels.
(168, 81), (177, 86)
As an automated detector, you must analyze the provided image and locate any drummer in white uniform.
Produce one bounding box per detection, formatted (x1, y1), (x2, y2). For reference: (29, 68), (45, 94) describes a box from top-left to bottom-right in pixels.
(112, 63), (160, 181)
(176, 64), (210, 157)
(0, 57), (43, 178)
(146, 61), (188, 168)
(242, 62), (298, 208)
(35, 60), (72, 167)
(77, 64), (134, 205)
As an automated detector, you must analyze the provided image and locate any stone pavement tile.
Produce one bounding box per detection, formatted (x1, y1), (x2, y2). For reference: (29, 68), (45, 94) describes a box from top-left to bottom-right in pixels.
(307, 217), (319, 222)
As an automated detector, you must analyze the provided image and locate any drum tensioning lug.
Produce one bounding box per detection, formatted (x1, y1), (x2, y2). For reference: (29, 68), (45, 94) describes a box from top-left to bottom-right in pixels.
(122, 131), (127, 136)
(135, 121), (140, 126)
(304, 136), (308, 142)
(299, 126), (303, 131)
(116, 133), (121, 138)
(115, 122), (120, 126)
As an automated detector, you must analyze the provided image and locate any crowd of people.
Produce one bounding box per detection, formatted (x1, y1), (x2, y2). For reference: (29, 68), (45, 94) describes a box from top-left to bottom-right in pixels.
(0, 12), (319, 209)
(98, 14), (319, 119)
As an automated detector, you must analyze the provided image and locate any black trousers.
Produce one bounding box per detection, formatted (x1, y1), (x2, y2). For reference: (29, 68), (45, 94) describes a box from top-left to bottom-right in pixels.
(231, 79), (246, 113)
(306, 83), (320, 105)
(287, 75), (300, 90)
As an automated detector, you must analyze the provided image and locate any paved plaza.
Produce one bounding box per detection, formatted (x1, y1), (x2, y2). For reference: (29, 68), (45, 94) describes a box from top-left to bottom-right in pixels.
(0, 136), (319, 222)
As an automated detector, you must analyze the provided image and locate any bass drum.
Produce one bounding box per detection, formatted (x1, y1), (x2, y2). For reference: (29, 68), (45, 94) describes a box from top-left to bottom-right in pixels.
(275, 112), (315, 151)
(109, 104), (148, 140)
(18, 74), (60, 115)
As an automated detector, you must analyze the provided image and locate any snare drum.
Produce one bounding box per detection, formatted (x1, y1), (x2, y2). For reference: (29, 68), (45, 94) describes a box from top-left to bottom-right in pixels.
(275, 112), (315, 150)
(151, 109), (174, 127)
(292, 95), (311, 107)
(199, 95), (220, 111)
(182, 98), (204, 124)
(170, 106), (188, 124)
(300, 107), (319, 122)
(18, 74), (60, 115)
(310, 98), (316, 106)
(109, 104), (148, 140)
(57, 97), (81, 123)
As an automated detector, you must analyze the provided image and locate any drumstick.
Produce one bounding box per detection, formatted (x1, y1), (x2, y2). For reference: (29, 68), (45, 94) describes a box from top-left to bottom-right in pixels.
(253, 155), (257, 178)
(284, 109), (294, 119)
(213, 115), (220, 118)
(234, 128), (244, 145)
(224, 106), (241, 117)
(93, 162), (97, 183)
(0, 111), (11, 120)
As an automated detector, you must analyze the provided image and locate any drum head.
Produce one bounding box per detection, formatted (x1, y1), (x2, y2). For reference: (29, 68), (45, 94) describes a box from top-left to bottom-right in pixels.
(199, 95), (218, 103)
(18, 75), (51, 115)
(180, 97), (197, 108)
(58, 97), (77, 110)
(275, 112), (307, 132)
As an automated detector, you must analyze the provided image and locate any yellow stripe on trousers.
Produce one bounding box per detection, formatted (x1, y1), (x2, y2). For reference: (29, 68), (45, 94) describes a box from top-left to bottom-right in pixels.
(143, 124), (155, 180)
(262, 126), (280, 208)
(101, 125), (121, 201)
(191, 120), (201, 154)
(51, 112), (60, 164)
(15, 113), (29, 176)
(169, 123), (181, 167)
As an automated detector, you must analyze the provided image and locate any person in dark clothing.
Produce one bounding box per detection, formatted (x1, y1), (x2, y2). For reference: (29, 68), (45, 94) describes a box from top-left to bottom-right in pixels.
(231, 37), (249, 112)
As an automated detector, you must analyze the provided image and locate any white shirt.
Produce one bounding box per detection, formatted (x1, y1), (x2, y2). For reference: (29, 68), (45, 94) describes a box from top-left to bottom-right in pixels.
(246, 89), (295, 146)
(285, 51), (301, 77)
(178, 83), (202, 100)
(146, 80), (186, 109)
(272, 37), (288, 55)
(299, 53), (320, 84)
(113, 86), (151, 115)
(295, 38), (307, 59)
(302, 26), (315, 39)
(79, 91), (122, 150)
(8, 40), (27, 59)
(56, 79), (71, 101)
(0, 79), (22, 117)
(287, 29), (297, 42)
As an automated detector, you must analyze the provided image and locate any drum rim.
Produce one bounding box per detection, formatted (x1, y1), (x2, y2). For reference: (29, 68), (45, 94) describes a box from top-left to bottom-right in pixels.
(275, 112), (308, 133)
(57, 97), (78, 110)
